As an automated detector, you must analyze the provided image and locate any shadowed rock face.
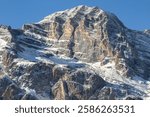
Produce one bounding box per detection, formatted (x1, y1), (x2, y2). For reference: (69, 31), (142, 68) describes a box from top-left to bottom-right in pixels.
(52, 68), (106, 100)
(0, 77), (37, 100)
(0, 6), (150, 100)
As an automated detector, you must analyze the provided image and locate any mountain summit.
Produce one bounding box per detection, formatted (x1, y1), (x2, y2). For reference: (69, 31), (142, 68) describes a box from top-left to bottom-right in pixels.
(0, 6), (150, 100)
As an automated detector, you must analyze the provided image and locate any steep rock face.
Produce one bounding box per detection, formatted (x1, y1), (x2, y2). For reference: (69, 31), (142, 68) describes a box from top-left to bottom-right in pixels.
(52, 68), (106, 100)
(0, 76), (37, 100)
(0, 6), (150, 100)
(22, 5), (150, 79)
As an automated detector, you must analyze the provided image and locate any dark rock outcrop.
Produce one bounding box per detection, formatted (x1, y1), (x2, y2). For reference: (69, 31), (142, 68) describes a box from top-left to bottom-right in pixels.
(52, 68), (106, 100)
(0, 76), (37, 100)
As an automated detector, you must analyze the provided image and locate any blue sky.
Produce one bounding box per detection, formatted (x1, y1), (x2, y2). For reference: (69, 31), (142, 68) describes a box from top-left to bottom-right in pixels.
(0, 0), (149, 30)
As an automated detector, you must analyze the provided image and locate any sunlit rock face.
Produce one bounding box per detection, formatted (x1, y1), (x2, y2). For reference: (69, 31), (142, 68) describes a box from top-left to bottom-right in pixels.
(0, 6), (150, 100)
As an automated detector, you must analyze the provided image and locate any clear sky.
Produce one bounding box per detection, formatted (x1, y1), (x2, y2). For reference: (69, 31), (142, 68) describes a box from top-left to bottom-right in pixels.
(0, 0), (149, 30)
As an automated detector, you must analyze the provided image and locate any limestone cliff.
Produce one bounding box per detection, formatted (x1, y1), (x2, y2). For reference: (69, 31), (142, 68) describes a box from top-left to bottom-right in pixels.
(0, 6), (150, 100)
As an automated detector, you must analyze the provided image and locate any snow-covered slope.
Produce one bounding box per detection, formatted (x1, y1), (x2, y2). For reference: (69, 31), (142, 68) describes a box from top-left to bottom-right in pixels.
(0, 6), (150, 100)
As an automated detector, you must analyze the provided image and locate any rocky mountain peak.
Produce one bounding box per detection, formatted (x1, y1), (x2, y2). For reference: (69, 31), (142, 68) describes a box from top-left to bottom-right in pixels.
(0, 6), (150, 100)
(39, 5), (103, 23)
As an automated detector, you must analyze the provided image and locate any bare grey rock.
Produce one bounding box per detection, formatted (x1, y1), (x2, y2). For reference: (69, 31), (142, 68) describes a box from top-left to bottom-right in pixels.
(52, 68), (106, 100)
(0, 76), (37, 100)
